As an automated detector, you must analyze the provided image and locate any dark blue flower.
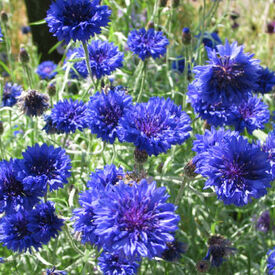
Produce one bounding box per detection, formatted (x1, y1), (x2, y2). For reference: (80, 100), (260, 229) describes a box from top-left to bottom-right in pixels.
(197, 134), (272, 206)
(203, 236), (235, 267)
(0, 28), (3, 42)
(191, 40), (259, 106)
(64, 47), (88, 79)
(256, 211), (271, 233)
(16, 143), (71, 192)
(21, 26), (31, 34)
(172, 56), (186, 73)
(262, 132), (275, 180)
(0, 209), (40, 253)
(51, 99), (88, 133)
(87, 164), (124, 191)
(94, 180), (179, 258)
(2, 82), (23, 107)
(18, 90), (49, 117)
(36, 61), (57, 80)
(127, 28), (169, 60)
(162, 238), (187, 262)
(267, 247), (275, 275)
(27, 202), (64, 245)
(118, 97), (192, 156)
(0, 159), (45, 214)
(46, 267), (67, 275)
(196, 32), (222, 49)
(227, 96), (270, 134)
(98, 252), (140, 275)
(87, 88), (132, 143)
(46, 0), (111, 43)
(73, 189), (99, 245)
(256, 66), (275, 94)
(43, 115), (62, 135)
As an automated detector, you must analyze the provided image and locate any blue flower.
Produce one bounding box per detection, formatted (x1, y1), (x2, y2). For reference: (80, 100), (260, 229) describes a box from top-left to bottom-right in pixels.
(87, 88), (132, 143)
(267, 247), (275, 275)
(197, 134), (272, 206)
(0, 27), (3, 42)
(256, 66), (275, 94)
(46, 267), (67, 275)
(118, 97), (192, 156)
(2, 82), (23, 107)
(21, 26), (31, 35)
(196, 32), (222, 49)
(73, 189), (99, 245)
(51, 99), (88, 133)
(262, 132), (275, 180)
(162, 238), (187, 262)
(256, 211), (271, 233)
(227, 96), (270, 134)
(64, 47), (88, 79)
(18, 90), (49, 117)
(0, 159), (45, 214)
(36, 61), (57, 80)
(98, 252), (140, 275)
(46, 0), (111, 43)
(203, 236), (236, 267)
(0, 209), (40, 253)
(127, 28), (169, 60)
(43, 115), (62, 135)
(16, 143), (71, 192)
(87, 164), (124, 191)
(27, 202), (64, 245)
(94, 180), (179, 258)
(191, 40), (259, 106)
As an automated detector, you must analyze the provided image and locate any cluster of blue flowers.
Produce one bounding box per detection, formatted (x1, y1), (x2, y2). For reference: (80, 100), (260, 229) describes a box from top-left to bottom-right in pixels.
(73, 164), (180, 274)
(0, 144), (71, 252)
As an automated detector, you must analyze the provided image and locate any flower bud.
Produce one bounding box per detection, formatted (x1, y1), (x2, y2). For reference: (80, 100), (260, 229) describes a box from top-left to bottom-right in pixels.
(184, 159), (197, 178)
(47, 83), (56, 97)
(0, 11), (8, 23)
(0, 121), (3, 136)
(19, 47), (30, 63)
(182, 27), (191, 44)
(196, 260), (209, 273)
(146, 21), (154, 30)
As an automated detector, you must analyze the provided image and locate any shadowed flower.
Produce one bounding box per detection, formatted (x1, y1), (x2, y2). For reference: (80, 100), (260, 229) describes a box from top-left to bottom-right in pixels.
(0, 209), (40, 253)
(87, 87), (132, 143)
(21, 26), (31, 35)
(0, 159), (45, 214)
(15, 143), (71, 192)
(46, 0), (111, 43)
(162, 238), (187, 262)
(203, 236), (236, 267)
(43, 115), (62, 135)
(94, 180), (179, 258)
(256, 211), (272, 233)
(256, 66), (275, 94)
(2, 82), (23, 107)
(127, 28), (169, 60)
(51, 99), (88, 133)
(197, 134), (272, 206)
(267, 247), (275, 275)
(262, 132), (275, 180)
(18, 90), (49, 117)
(196, 32), (222, 49)
(98, 252), (140, 275)
(191, 40), (259, 106)
(87, 164), (124, 191)
(36, 61), (57, 80)
(118, 97), (192, 156)
(27, 202), (63, 245)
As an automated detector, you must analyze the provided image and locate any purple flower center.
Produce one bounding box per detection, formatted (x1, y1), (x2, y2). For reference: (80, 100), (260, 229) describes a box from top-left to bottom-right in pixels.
(135, 115), (166, 137)
(102, 105), (122, 126)
(3, 175), (24, 197)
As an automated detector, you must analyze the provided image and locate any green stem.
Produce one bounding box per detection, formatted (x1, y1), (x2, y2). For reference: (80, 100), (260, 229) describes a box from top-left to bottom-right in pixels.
(175, 178), (187, 205)
(82, 41), (96, 87)
(63, 133), (69, 148)
(64, 224), (84, 256)
(136, 61), (147, 102)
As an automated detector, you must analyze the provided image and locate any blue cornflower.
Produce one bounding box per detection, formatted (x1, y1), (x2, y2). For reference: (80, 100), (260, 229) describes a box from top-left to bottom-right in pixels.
(36, 61), (57, 80)
(21, 26), (31, 34)
(262, 132), (275, 180)
(0, 209), (40, 253)
(94, 180), (179, 258)
(256, 66), (275, 94)
(87, 87), (132, 143)
(64, 47), (88, 79)
(227, 96), (270, 134)
(46, 0), (111, 44)
(127, 28), (169, 60)
(162, 238), (187, 262)
(51, 99), (88, 133)
(197, 134), (272, 206)
(98, 252), (140, 275)
(256, 211), (272, 233)
(16, 143), (71, 192)
(203, 236), (236, 267)
(46, 267), (67, 275)
(87, 164), (124, 191)
(0, 159), (45, 214)
(0, 27), (3, 42)
(18, 90), (49, 117)
(196, 32), (222, 49)
(27, 202), (64, 245)
(118, 97), (192, 156)
(267, 247), (275, 275)
(191, 40), (259, 106)
(73, 189), (99, 245)
(2, 82), (23, 107)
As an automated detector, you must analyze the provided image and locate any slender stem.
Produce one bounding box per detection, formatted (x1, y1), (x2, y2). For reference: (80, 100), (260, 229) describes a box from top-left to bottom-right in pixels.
(62, 133), (69, 148)
(136, 61), (147, 102)
(82, 41), (96, 86)
(175, 178), (187, 205)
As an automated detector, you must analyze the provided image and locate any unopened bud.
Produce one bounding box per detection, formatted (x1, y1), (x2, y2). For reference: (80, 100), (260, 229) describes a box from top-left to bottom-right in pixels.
(19, 47), (30, 63)
(184, 159), (197, 178)
(146, 21), (154, 30)
(134, 148), (148, 164)
(0, 11), (8, 23)
(196, 260), (209, 273)
(160, 0), (168, 7)
(47, 83), (56, 97)
(182, 27), (191, 44)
